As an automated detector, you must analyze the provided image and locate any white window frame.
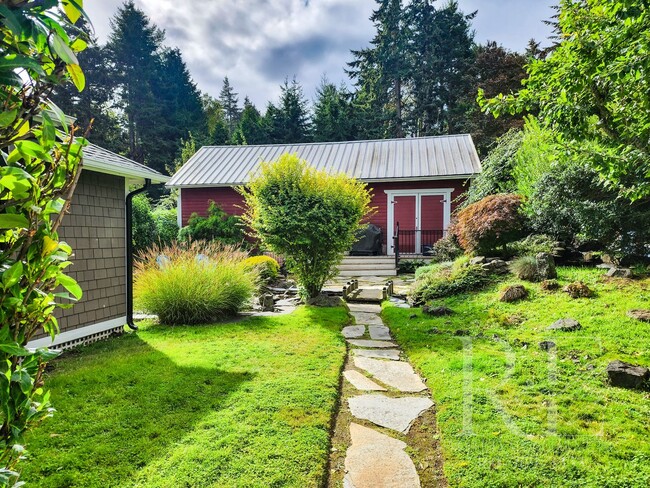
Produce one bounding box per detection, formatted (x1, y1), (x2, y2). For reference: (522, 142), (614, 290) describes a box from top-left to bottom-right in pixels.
(385, 188), (453, 255)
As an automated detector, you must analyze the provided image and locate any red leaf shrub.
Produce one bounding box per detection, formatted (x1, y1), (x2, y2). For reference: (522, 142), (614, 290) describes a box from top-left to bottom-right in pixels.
(452, 194), (527, 255)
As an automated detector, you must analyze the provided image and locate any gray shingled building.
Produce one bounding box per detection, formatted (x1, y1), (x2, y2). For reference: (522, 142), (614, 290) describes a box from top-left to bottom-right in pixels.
(28, 144), (167, 349)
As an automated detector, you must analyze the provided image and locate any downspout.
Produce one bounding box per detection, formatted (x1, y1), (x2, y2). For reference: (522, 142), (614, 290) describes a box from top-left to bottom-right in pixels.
(125, 178), (151, 331)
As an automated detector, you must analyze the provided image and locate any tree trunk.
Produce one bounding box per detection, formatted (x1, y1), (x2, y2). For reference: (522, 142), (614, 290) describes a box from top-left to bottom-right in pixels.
(395, 77), (404, 138)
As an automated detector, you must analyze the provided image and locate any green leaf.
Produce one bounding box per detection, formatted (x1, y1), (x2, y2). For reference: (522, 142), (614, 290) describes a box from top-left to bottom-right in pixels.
(10, 369), (32, 394)
(0, 214), (29, 229)
(57, 274), (82, 300)
(2, 261), (23, 288)
(50, 34), (78, 65)
(0, 343), (29, 357)
(0, 110), (17, 128)
(66, 63), (85, 92)
(35, 348), (60, 362)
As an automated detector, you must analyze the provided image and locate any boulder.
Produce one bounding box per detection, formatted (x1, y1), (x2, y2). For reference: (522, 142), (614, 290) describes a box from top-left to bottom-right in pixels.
(606, 360), (649, 389)
(470, 256), (486, 265)
(547, 318), (582, 332)
(627, 309), (650, 323)
(482, 259), (509, 275)
(536, 252), (557, 279)
(499, 284), (528, 303)
(260, 293), (275, 311)
(564, 281), (593, 298)
(422, 305), (453, 316)
(539, 341), (556, 351)
(606, 267), (632, 278)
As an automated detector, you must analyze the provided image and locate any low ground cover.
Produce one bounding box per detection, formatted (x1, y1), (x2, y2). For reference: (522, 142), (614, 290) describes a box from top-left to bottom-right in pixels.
(21, 307), (348, 487)
(384, 267), (650, 487)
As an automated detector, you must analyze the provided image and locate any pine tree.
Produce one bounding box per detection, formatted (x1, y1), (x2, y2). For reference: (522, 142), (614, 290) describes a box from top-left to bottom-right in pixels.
(265, 79), (311, 144)
(219, 76), (241, 136)
(312, 79), (356, 142)
(407, 0), (476, 135)
(201, 94), (230, 145)
(232, 97), (268, 145)
(50, 39), (124, 153)
(106, 1), (165, 166)
(348, 0), (408, 138)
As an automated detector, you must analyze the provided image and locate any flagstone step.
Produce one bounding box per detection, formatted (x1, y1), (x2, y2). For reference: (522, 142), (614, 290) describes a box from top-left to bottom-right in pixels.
(344, 371), (387, 391)
(348, 394), (434, 434)
(353, 349), (401, 361)
(353, 356), (427, 393)
(347, 339), (398, 348)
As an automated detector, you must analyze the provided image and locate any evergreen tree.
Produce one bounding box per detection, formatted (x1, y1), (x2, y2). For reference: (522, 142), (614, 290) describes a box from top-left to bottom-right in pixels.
(407, 0), (476, 135)
(348, 0), (408, 138)
(50, 31), (124, 153)
(106, 1), (165, 166)
(232, 97), (268, 145)
(464, 42), (527, 155)
(265, 79), (311, 144)
(219, 76), (241, 135)
(202, 94), (230, 145)
(312, 79), (356, 142)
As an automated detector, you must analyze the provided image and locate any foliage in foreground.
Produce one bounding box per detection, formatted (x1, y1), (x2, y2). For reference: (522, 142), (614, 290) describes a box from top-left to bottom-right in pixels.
(21, 307), (349, 487)
(240, 154), (372, 298)
(0, 0), (89, 478)
(452, 194), (527, 256)
(385, 267), (650, 487)
(134, 242), (256, 324)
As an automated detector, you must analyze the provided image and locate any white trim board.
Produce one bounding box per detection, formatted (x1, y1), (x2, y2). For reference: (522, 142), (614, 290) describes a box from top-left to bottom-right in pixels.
(27, 317), (126, 349)
(385, 188), (453, 255)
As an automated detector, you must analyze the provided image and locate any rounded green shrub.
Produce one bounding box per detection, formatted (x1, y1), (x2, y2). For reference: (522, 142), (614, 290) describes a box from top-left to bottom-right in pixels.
(244, 255), (280, 282)
(134, 242), (257, 325)
(410, 258), (491, 305)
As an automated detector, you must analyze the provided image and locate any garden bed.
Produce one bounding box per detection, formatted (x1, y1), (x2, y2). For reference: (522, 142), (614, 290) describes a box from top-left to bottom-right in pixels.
(22, 307), (349, 487)
(383, 267), (650, 487)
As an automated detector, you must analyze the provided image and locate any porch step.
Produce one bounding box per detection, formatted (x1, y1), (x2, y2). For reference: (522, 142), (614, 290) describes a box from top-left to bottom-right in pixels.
(338, 256), (397, 277)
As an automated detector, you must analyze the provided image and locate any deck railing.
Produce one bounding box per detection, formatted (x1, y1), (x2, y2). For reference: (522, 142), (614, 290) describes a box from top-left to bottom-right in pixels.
(393, 224), (446, 264)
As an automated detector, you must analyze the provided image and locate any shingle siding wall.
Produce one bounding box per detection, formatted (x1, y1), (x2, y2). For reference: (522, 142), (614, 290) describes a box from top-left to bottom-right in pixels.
(36, 170), (126, 338)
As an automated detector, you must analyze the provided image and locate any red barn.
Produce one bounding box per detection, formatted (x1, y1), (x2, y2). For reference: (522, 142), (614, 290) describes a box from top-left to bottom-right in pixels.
(167, 135), (481, 271)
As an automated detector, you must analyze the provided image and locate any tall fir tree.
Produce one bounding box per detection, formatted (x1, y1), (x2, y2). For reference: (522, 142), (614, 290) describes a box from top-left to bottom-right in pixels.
(232, 97), (268, 145)
(265, 79), (311, 144)
(202, 94), (230, 145)
(219, 76), (241, 136)
(106, 1), (165, 167)
(407, 0), (476, 135)
(348, 0), (408, 138)
(312, 79), (356, 142)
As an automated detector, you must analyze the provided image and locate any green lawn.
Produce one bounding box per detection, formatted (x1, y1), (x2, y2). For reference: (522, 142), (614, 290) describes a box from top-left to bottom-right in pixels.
(384, 267), (650, 487)
(21, 306), (349, 488)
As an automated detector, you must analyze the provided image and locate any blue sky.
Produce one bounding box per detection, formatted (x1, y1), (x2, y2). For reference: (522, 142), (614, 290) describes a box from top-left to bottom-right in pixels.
(85, 0), (556, 107)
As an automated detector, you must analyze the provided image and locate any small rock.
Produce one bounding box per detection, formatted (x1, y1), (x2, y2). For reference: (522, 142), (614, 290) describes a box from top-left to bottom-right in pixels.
(409, 314), (418, 319)
(564, 281), (593, 298)
(540, 279), (560, 291)
(596, 263), (614, 269)
(536, 252), (558, 279)
(499, 284), (528, 303)
(422, 305), (454, 316)
(547, 318), (582, 332)
(426, 327), (441, 335)
(482, 259), (509, 275)
(606, 360), (649, 389)
(627, 309), (650, 323)
(539, 341), (556, 351)
(454, 329), (471, 336)
(607, 267), (632, 278)
(470, 256), (486, 265)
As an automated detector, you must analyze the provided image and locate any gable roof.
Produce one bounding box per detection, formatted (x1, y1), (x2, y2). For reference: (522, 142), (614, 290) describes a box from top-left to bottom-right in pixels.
(83, 143), (168, 183)
(166, 135), (481, 188)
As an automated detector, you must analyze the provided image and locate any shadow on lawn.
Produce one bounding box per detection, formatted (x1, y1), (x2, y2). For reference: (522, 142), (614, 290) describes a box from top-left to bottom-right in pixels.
(21, 332), (253, 488)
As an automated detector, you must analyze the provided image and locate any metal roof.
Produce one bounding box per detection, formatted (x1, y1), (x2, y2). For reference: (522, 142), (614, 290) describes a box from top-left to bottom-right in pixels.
(167, 135), (481, 188)
(83, 143), (168, 183)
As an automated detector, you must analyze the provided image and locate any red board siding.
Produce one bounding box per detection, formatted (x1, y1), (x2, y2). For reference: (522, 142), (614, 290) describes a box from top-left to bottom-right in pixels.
(181, 179), (469, 231)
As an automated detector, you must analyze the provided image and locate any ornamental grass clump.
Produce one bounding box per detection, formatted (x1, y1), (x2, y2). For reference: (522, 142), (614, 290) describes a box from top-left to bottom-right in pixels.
(134, 242), (257, 325)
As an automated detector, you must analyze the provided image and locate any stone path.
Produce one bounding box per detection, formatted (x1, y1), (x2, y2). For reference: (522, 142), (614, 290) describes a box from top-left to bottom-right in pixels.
(335, 303), (435, 488)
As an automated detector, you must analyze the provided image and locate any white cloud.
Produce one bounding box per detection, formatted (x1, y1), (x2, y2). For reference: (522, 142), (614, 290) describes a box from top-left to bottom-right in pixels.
(84, 0), (554, 108)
